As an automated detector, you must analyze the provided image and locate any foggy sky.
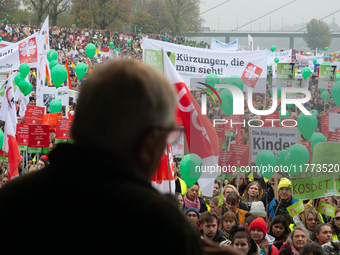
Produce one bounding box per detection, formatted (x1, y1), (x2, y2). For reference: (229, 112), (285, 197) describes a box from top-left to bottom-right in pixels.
(200, 0), (340, 31)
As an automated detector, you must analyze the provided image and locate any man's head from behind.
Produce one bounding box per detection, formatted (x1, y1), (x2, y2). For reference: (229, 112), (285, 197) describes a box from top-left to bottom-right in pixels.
(71, 60), (177, 180)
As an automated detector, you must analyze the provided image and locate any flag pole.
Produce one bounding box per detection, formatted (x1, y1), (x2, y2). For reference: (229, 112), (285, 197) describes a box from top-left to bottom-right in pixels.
(161, 46), (172, 193)
(1, 149), (4, 184)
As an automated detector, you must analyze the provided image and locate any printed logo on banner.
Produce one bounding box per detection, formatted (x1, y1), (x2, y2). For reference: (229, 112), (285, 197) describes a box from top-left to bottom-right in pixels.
(241, 62), (263, 88)
(19, 37), (37, 64)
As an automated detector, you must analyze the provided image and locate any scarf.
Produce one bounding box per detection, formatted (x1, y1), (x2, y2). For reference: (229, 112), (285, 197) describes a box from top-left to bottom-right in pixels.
(278, 197), (292, 212)
(183, 195), (200, 212)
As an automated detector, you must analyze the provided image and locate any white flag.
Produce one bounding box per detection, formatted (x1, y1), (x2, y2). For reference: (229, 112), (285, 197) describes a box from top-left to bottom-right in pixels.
(248, 34), (253, 51)
(0, 73), (17, 133)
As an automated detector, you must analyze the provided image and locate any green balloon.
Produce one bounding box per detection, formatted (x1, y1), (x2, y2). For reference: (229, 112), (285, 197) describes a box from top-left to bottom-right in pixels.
(331, 81), (340, 107)
(49, 99), (62, 113)
(311, 109), (318, 116)
(85, 43), (96, 59)
(113, 49), (117, 54)
(179, 154), (203, 187)
(0, 129), (3, 150)
(23, 82), (33, 96)
(75, 62), (88, 80)
(0, 37), (2, 42)
(277, 150), (288, 167)
(109, 42), (113, 47)
(271, 45), (276, 52)
(301, 67), (311, 79)
(205, 73), (219, 90)
(47, 49), (58, 63)
(309, 132), (326, 154)
(313, 59), (317, 64)
(14, 74), (24, 86)
(51, 65), (67, 88)
(287, 104), (293, 109)
(297, 112), (317, 140)
(49, 60), (59, 71)
(285, 144), (309, 174)
(228, 75), (244, 91)
(274, 57), (279, 64)
(321, 91), (329, 102)
(18, 80), (29, 93)
(325, 47), (328, 51)
(256, 150), (277, 179)
(19, 63), (30, 78)
(127, 39), (131, 45)
(336, 74), (340, 82)
(219, 88), (233, 116)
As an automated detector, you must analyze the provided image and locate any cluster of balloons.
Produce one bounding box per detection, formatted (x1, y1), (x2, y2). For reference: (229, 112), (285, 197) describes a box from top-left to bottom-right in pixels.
(256, 144), (310, 179)
(179, 153), (203, 187)
(2, 14), (9, 24)
(47, 49), (67, 88)
(14, 63), (33, 96)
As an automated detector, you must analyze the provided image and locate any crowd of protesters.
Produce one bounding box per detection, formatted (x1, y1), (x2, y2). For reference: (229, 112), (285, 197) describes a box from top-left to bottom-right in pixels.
(1, 22), (340, 255)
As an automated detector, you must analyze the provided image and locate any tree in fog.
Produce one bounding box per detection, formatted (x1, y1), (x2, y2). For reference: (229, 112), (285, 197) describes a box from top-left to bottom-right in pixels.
(303, 19), (332, 50)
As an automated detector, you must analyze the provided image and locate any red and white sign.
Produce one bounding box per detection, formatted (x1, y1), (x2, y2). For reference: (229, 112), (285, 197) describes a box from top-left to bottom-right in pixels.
(235, 129), (244, 145)
(28, 125), (49, 148)
(301, 140), (311, 164)
(56, 119), (72, 139)
(230, 144), (249, 167)
(16, 124), (29, 145)
(25, 105), (45, 125)
(19, 37), (37, 64)
(241, 62), (263, 88)
(218, 151), (235, 173)
(225, 115), (243, 132)
(261, 111), (280, 127)
(327, 128), (340, 142)
(321, 115), (329, 137)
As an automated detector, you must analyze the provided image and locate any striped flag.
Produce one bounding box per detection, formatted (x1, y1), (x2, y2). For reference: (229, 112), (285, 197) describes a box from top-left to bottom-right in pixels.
(45, 65), (51, 86)
(23, 27), (30, 37)
(65, 61), (72, 89)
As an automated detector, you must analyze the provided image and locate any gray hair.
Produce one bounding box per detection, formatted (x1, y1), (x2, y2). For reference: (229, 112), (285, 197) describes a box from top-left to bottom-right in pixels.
(71, 59), (176, 155)
(287, 226), (310, 244)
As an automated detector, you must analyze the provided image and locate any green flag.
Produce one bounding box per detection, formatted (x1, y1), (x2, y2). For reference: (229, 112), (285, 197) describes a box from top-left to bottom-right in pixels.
(218, 194), (224, 207)
(318, 202), (335, 218)
(287, 200), (304, 217)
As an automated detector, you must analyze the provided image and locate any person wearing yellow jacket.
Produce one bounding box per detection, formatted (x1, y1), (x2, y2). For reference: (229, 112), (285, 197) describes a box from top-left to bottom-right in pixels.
(330, 210), (340, 241)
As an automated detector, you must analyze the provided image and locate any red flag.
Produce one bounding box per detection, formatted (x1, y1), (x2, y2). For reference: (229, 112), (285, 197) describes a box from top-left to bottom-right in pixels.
(162, 48), (219, 196)
(4, 110), (20, 180)
(152, 144), (175, 194)
(88, 59), (92, 74)
(65, 61), (72, 90)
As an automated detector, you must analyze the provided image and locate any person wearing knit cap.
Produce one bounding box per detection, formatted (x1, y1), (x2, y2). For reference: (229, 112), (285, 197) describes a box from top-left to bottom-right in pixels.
(250, 201), (267, 219)
(249, 217), (279, 255)
(268, 178), (299, 223)
(185, 207), (200, 229)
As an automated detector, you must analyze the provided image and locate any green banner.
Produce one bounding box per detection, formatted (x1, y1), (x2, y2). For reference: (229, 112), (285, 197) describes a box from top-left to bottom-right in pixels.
(18, 145), (28, 151)
(318, 202), (335, 218)
(287, 200), (304, 217)
(28, 147), (42, 153)
(276, 63), (295, 88)
(143, 49), (175, 72)
(318, 65), (337, 89)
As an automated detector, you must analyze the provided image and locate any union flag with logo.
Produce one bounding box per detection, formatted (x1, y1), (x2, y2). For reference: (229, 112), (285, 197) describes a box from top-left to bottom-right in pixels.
(241, 62), (263, 88)
(19, 37), (37, 64)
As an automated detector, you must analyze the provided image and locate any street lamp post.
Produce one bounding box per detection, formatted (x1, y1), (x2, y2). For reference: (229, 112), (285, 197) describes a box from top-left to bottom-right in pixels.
(135, 25), (137, 33)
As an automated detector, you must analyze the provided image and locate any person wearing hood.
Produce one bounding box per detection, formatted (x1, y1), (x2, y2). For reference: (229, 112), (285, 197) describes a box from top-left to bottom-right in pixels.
(279, 226), (310, 255)
(249, 217), (279, 255)
(200, 211), (231, 246)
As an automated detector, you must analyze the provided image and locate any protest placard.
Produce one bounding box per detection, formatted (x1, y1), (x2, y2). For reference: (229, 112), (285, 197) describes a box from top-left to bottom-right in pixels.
(28, 125), (49, 153)
(143, 38), (267, 93)
(318, 65), (337, 89)
(230, 144), (249, 167)
(25, 105), (45, 125)
(249, 127), (300, 162)
(16, 124), (29, 151)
